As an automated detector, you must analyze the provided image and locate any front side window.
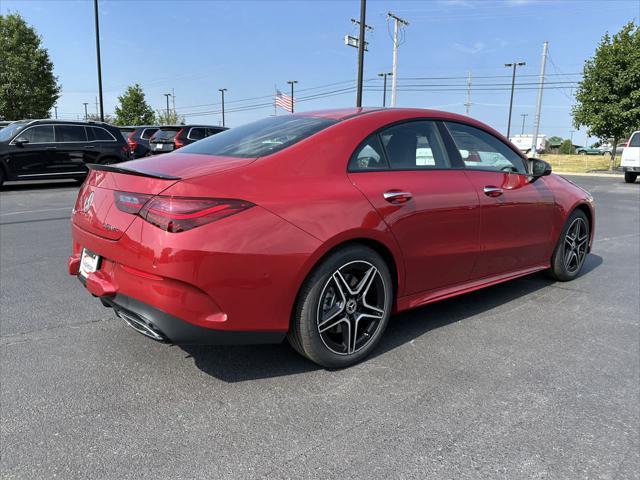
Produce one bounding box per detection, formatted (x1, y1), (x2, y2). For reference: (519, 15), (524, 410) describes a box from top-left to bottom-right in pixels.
(17, 125), (54, 143)
(55, 125), (87, 142)
(179, 116), (337, 158)
(445, 122), (526, 173)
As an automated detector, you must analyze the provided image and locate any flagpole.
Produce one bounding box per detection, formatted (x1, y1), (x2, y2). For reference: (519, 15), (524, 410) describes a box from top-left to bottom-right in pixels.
(274, 85), (277, 116)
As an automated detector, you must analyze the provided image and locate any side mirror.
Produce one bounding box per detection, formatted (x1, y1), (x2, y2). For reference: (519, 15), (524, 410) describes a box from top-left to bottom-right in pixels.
(14, 137), (29, 146)
(529, 158), (552, 178)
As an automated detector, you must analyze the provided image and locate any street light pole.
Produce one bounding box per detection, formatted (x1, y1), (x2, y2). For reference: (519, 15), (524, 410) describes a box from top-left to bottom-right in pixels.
(93, 0), (104, 122)
(286, 80), (297, 113)
(218, 88), (227, 127)
(83, 102), (89, 120)
(378, 72), (392, 107)
(164, 93), (171, 121)
(520, 113), (528, 135)
(505, 61), (526, 139)
(54, 106), (58, 119)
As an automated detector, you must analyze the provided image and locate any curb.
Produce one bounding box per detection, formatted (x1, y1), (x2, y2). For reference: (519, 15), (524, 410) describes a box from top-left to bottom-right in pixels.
(554, 171), (623, 178)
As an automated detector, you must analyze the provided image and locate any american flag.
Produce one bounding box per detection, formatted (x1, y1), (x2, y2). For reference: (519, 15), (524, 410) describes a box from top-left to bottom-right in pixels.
(275, 89), (295, 113)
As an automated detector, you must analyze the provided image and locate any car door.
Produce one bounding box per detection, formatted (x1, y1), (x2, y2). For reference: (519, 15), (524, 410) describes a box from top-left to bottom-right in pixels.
(7, 125), (55, 177)
(347, 120), (481, 296)
(443, 121), (556, 278)
(53, 125), (88, 173)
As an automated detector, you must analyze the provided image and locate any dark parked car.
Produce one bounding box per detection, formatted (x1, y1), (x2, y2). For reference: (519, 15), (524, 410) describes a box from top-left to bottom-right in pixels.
(148, 125), (227, 154)
(118, 126), (160, 159)
(0, 119), (131, 186)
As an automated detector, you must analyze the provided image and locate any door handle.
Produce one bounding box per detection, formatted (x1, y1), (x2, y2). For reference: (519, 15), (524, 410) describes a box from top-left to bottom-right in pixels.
(84, 145), (96, 149)
(45, 146), (57, 150)
(483, 186), (504, 197)
(383, 190), (413, 204)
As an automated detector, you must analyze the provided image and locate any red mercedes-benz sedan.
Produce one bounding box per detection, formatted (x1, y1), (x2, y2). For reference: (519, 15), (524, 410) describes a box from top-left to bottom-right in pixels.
(68, 108), (595, 368)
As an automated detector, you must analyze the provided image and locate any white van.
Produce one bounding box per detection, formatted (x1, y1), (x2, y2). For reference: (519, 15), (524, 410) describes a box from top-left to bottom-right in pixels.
(621, 131), (640, 183)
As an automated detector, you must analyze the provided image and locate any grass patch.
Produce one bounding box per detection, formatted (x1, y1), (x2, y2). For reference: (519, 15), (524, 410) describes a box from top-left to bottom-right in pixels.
(539, 154), (618, 173)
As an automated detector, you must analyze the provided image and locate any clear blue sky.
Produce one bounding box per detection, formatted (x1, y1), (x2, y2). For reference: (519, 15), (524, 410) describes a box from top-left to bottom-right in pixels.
(2, 0), (638, 144)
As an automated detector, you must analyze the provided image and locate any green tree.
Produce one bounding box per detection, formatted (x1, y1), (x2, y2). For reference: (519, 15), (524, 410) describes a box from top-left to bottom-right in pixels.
(113, 84), (155, 125)
(0, 13), (60, 120)
(573, 21), (640, 170)
(156, 109), (185, 125)
(559, 139), (574, 154)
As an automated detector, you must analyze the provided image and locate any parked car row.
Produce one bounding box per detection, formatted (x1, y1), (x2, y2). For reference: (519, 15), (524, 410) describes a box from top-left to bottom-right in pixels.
(118, 124), (226, 158)
(0, 120), (131, 186)
(0, 119), (227, 186)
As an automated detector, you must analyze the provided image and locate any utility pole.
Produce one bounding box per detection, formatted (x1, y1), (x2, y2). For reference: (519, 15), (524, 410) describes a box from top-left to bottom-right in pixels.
(378, 72), (392, 107)
(464, 71), (472, 115)
(287, 80), (298, 113)
(520, 113), (528, 135)
(164, 93), (171, 122)
(53, 106), (58, 119)
(218, 88), (227, 126)
(355, 0), (367, 107)
(388, 11), (409, 107)
(93, 0), (104, 122)
(83, 102), (89, 120)
(530, 41), (549, 158)
(171, 88), (176, 117)
(505, 61), (526, 139)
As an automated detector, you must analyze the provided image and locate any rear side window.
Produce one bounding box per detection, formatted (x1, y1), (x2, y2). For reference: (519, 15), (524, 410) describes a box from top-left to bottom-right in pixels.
(91, 127), (116, 141)
(18, 125), (54, 143)
(55, 125), (87, 142)
(380, 121), (450, 169)
(349, 134), (388, 171)
(630, 132), (640, 147)
(206, 128), (224, 137)
(179, 116), (337, 158)
(445, 122), (526, 173)
(140, 128), (158, 140)
(188, 127), (206, 140)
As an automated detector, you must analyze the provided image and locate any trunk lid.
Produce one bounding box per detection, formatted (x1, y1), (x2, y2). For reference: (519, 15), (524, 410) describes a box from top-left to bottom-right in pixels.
(71, 155), (254, 240)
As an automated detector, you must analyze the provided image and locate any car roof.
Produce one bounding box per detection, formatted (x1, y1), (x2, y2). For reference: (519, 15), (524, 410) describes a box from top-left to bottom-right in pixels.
(295, 107), (486, 124)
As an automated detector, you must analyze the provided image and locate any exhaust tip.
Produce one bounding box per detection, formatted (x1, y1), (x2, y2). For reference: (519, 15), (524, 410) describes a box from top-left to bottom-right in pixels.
(116, 310), (167, 342)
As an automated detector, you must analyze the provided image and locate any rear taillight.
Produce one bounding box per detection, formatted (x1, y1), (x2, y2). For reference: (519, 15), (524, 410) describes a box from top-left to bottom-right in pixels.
(173, 129), (185, 149)
(127, 132), (137, 151)
(114, 191), (253, 232)
(114, 191), (154, 214)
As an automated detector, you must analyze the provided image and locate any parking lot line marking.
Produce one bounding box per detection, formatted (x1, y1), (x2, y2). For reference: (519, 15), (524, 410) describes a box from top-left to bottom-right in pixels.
(0, 206), (72, 216)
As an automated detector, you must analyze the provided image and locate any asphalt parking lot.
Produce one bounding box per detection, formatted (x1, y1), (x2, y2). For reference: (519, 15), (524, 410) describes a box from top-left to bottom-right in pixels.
(1, 175), (638, 479)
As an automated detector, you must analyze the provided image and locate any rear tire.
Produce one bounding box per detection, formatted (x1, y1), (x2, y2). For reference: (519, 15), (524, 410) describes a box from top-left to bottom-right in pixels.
(547, 210), (590, 282)
(624, 172), (637, 183)
(288, 245), (393, 368)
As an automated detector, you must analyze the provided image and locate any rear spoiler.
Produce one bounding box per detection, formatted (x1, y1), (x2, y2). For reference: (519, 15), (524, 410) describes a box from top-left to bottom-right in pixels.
(87, 164), (181, 181)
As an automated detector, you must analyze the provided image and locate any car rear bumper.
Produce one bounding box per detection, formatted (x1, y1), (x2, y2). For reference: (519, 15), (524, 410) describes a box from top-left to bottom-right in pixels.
(102, 294), (285, 345)
(622, 166), (640, 172)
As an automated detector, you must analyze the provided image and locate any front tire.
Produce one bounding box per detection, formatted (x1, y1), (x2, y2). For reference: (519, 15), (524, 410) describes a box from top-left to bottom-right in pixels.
(624, 172), (638, 183)
(547, 210), (590, 281)
(288, 245), (393, 368)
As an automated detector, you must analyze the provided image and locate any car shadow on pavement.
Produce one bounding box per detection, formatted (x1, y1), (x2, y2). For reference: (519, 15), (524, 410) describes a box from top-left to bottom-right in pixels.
(180, 254), (603, 383)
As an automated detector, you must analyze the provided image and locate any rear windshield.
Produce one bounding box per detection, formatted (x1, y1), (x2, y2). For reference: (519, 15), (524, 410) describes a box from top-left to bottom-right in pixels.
(153, 128), (181, 141)
(630, 132), (640, 147)
(179, 116), (338, 158)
